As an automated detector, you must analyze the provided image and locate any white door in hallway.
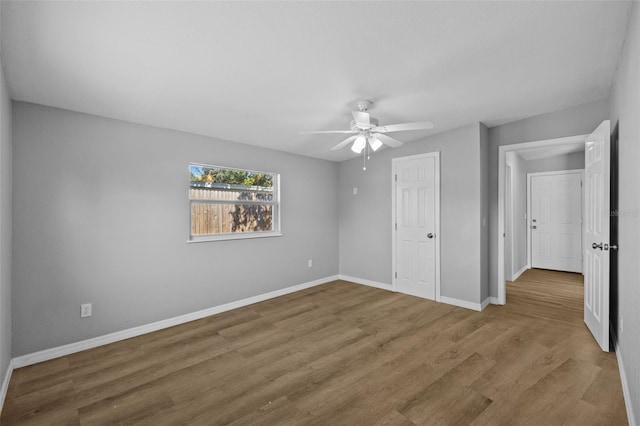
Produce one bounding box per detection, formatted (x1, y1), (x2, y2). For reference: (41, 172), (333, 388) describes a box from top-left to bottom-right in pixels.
(530, 171), (583, 273)
(584, 120), (610, 352)
(392, 152), (440, 301)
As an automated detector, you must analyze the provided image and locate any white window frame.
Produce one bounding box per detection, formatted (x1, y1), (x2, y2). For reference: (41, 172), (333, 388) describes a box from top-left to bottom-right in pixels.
(188, 163), (282, 242)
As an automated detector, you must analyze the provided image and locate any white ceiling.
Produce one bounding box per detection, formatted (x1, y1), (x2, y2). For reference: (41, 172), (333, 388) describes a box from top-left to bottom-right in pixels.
(0, 1), (632, 162)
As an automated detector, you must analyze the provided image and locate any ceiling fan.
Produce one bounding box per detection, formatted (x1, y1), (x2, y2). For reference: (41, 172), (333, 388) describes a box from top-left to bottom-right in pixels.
(301, 100), (434, 154)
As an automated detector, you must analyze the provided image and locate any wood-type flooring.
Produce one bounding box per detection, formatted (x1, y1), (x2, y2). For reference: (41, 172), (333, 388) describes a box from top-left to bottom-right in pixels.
(1, 268), (628, 425)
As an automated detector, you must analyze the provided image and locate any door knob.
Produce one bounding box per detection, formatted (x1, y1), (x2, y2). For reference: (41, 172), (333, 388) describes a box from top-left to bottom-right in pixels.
(532, 225), (537, 229)
(592, 242), (603, 250)
(427, 233), (434, 239)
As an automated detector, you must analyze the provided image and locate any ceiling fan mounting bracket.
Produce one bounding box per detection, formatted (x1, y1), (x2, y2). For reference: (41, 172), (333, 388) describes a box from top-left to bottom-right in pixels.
(356, 100), (373, 112)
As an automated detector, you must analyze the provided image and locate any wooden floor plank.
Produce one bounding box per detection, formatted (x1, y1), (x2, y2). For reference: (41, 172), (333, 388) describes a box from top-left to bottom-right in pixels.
(1, 269), (628, 425)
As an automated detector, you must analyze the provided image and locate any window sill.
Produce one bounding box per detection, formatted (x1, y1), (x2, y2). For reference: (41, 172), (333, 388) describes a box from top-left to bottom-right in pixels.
(186, 232), (283, 243)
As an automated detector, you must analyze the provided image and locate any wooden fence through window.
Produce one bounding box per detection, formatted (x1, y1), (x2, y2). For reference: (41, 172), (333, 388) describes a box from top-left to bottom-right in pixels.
(189, 185), (273, 236)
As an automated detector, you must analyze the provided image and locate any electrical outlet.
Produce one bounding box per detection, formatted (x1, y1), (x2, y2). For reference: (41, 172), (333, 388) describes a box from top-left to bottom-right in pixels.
(620, 315), (623, 333)
(81, 303), (92, 318)
(353, 187), (358, 195)
(308, 259), (313, 268)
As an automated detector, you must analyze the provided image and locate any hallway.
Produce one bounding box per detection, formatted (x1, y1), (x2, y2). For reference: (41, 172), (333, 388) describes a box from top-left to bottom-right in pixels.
(506, 268), (584, 325)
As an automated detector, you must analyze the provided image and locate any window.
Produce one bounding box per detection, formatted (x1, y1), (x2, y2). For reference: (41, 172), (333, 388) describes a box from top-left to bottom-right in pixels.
(189, 164), (281, 241)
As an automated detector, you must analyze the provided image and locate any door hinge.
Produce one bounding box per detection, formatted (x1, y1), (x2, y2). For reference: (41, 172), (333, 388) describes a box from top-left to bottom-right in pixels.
(395, 272), (397, 279)
(395, 223), (397, 230)
(395, 174), (397, 182)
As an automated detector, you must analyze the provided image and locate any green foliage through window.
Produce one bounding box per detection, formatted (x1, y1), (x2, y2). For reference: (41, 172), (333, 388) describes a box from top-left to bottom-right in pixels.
(189, 166), (273, 188)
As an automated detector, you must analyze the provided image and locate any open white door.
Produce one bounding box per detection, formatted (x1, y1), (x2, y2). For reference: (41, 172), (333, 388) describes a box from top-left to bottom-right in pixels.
(584, 120), (610, 351)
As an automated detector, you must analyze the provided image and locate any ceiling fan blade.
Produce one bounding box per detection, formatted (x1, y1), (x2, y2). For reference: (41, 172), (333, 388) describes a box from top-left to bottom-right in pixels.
(374, 133), (404, 148)
(350, 135), (367, 154)
(352, 111), (371, 128)
(330, 135), (358, 151)
(374, 121), (434, 133)
(300, 130), (355, 134)
(368, 136), (383, 152)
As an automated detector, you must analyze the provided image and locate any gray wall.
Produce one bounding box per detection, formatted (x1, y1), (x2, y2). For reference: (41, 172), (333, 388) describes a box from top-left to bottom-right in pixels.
(12, 102), (339, 356)
(338, 123), (485, 305)
(488, 97), (609, 297)
(0, 53), (12, 381)
(525, 151), (584, 173)
(610, 2), (640, 421)
(506, 152), (527, 279)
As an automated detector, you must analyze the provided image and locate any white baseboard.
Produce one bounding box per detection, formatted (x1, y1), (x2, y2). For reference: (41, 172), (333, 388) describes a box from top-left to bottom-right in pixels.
(440, 296), (483, 312)
(512, 265), (528, 281)
(0, 359), (13, 414)
(489, 297), (502, 305)
(338, 275), (392, 291)
(12, 275), (339, 368)
(480, 297), (492, 310)
(340, 276), (486, 312)
(613, 332), (637, 426)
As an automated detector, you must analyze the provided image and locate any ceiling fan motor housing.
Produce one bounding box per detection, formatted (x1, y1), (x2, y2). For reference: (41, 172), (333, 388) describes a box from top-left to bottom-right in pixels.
(350, 117), (378, 131)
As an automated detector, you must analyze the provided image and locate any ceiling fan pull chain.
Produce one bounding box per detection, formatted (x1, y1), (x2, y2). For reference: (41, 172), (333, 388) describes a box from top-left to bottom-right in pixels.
(362, 148), (367, 171)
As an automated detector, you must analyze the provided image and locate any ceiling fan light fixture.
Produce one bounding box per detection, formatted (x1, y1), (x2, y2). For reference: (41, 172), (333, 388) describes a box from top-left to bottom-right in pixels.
(351, 135), (367, 153)
(368, 135), (383, 152)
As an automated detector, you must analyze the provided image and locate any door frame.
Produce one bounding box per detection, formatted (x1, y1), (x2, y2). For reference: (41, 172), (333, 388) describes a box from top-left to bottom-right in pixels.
(526, 169), (585, 272)
(391, 151), (441, 301)
(497, 135), (588, 304)
(505, 164), (514, 281)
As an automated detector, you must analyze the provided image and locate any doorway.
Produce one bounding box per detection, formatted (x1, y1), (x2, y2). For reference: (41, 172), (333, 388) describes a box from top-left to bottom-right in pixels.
(392, 152), (440, 301)
(498, 121), (614, 352)
(497, 135), (587, 304)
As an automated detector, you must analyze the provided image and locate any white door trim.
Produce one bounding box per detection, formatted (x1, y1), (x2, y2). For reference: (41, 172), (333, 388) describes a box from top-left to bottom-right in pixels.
(526, 170), (585, 271)
(392, 152), (441, 301)
(505, 164), (513, 281)
(497, 135), (588, 305)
